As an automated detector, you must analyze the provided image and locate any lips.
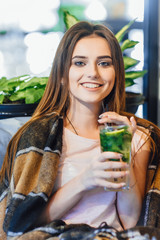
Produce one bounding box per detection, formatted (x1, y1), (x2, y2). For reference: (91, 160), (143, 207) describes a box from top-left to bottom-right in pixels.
(81, 82), (103, 89)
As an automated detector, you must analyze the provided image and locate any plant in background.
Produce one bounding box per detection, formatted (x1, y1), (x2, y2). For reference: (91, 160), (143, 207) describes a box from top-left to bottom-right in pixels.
(0, 75), (48, 104)
(115, 21), (147, 88)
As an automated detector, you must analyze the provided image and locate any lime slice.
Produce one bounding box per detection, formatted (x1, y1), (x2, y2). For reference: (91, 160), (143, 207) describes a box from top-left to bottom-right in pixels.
(105, 129), (125, 136)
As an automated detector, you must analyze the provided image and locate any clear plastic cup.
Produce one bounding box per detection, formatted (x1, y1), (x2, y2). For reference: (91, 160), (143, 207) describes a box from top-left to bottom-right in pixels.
(99, 124), (132, 191)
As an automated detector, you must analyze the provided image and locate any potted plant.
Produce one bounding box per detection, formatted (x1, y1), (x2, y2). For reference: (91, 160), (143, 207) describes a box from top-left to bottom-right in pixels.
(114, 20), (147, 113)
(0, 75), (48, 118)
(63, 11), (147, 114)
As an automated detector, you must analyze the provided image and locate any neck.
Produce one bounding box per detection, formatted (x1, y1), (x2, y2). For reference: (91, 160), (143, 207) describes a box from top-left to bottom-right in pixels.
(65, 102), (102, 139)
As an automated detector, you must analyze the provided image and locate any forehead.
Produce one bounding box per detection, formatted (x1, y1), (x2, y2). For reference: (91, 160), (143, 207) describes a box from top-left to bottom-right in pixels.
(72, 34), (111, 56)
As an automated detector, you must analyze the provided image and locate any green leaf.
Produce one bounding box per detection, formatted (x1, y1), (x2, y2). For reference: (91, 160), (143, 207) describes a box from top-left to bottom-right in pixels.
(123, 56), (139, 70)
(125, 79), (135, 87)
(125, 70), (147, 80)
(0, 83), (18, 92)
(0, 75), (48, 104)
(115, 19), (135, 42)
(0, 94), (5, 104)
(0, 77), (8, 91)
(7, 75), (30, 83)
(9, 90), (26, 102)
(9, 87), (45, 104)
(0, 77), (7, 83)
(121, 39), (139, 52)
(25, 88), (45, 104)
(63, 10), (79, 29)
(18, 77), (48, 91)
(0, 75), (28, 92)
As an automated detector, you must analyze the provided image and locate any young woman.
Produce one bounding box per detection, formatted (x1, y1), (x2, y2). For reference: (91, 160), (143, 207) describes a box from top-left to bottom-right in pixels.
(0, 21), (160, 239)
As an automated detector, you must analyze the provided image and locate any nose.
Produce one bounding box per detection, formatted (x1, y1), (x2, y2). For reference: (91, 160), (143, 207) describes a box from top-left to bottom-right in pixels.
(87, 63), (99, 79)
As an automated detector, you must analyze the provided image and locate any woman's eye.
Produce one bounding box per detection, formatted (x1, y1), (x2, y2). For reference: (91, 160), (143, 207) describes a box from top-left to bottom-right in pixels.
(74, 61), (85, 66)
(98, 61), (112, 67)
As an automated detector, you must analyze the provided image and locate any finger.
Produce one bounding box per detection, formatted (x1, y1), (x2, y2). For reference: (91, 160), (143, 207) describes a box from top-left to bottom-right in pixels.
(130, 116), (137, 134)
(99, 111), (116, 118)
(107, 115), (130, 126)
(96, 160), (129, 170)
(98, 116), (130, 127)
(94, 169), (129, 179)
(95, 178), (126, 189)
(97, 152), (123, 162)
(98, 112), (131, 127)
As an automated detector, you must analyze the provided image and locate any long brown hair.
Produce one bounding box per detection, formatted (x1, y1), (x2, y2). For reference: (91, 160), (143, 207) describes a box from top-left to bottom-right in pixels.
(0, 21), (159, 182)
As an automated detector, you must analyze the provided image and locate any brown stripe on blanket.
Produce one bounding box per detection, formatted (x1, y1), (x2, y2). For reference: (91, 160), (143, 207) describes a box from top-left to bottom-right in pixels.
(13, 152), (43, 195)
(0, 197), (7, 240)
(145, 167), (157, 193)
(152, 162), (160, 191)
(13, 151), (59, 197)
(9, 230), (54, 240)
(34, 151), (60, 196)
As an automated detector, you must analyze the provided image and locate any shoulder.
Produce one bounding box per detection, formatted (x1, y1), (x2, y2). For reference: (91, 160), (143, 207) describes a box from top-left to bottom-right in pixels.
(17, 114), (63, 151)
(132, 126), (151, 156)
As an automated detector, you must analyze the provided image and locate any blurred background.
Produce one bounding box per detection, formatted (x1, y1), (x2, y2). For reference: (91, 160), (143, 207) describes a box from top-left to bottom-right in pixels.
(0, 0), (159, 126)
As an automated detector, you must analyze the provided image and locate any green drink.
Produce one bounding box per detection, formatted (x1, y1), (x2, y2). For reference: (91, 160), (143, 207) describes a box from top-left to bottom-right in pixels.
(99, 124), (132, 190)
(100, 125), (132, 163)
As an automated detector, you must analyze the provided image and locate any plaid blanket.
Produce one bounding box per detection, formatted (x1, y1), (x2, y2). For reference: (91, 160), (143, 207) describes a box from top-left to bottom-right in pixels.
(0, 114), (160, 240)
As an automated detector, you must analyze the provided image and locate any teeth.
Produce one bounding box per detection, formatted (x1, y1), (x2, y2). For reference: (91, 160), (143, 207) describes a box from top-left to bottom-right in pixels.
(82, 83), (101, 88)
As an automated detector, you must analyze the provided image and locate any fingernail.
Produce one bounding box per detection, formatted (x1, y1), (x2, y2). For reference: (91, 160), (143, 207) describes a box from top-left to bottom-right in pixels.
(99, 114), (103, 118)
(121, 183), (126, 187)
(98, 119), (103, 123)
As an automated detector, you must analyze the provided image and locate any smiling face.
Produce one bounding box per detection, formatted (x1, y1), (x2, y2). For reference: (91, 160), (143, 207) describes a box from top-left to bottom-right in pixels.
(68, 34), (116, 110)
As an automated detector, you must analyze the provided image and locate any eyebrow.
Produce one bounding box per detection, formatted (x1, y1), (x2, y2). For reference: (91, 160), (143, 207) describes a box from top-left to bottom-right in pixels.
(98, 56), (112, 60)
(72, 55), (112, 60)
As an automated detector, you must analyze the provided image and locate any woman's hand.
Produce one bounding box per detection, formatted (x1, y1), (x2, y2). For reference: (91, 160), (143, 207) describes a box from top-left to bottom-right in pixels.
(79, 151), (129, 191)
(78, 112), (135, 191)
(40, 151), (129, 224)
(98, 111), (137, 135)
